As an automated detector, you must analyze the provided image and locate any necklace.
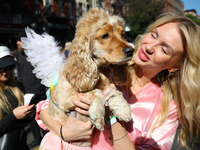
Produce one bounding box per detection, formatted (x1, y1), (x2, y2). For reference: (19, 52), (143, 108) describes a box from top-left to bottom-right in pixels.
(131, 78), (148, 92)
(131, 83), (143, 94)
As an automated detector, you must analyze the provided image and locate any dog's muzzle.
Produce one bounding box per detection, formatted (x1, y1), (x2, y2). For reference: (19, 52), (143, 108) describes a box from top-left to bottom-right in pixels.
(122, 47), (134, 58)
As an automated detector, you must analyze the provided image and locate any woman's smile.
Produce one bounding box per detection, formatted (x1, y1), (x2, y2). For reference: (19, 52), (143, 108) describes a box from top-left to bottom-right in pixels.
(133, 23), (184, 76)
(138, 48), (150, 62)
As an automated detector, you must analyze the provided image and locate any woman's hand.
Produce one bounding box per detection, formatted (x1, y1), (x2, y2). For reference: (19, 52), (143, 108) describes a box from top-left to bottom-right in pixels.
(61, 93), (94, 141)
(62, 116), (94, 141)
(13, 104), (35, 119)
(72, 93), (90, 116)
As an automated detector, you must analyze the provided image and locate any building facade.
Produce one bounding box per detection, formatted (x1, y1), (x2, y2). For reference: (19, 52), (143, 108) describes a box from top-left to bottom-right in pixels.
(0, 0), (189, 49)
(184, 9), (198, 16)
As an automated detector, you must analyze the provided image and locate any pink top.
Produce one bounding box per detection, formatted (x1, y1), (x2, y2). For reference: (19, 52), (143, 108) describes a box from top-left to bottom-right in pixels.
(92, 82), (179, 150)
(35, 81), (179, 150)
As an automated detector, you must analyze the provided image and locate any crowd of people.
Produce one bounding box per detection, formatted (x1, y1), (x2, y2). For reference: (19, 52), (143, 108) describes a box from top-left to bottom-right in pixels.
(0, 10), (200, 150)
(0, 45), (36, 149)
(0, 31), (48, 149)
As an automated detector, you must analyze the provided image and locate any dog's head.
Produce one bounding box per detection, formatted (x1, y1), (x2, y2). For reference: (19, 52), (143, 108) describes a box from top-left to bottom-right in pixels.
(64, 8), (134, 92)
(76, 7), (134, 66)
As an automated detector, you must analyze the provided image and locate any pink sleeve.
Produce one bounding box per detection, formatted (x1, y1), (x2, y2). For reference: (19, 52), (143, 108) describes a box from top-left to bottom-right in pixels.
(136, 100), (179, 150)
(150, 101), (179, 150)
(35, 99), (49, 131)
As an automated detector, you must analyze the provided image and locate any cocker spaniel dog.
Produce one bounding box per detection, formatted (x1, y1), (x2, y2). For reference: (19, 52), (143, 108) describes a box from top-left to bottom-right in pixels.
(48, 7), (134, 147)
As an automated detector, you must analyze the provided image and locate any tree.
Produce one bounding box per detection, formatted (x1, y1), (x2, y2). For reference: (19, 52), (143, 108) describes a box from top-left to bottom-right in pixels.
(127, 0), (164, 39)
(185, 14), (200, 26)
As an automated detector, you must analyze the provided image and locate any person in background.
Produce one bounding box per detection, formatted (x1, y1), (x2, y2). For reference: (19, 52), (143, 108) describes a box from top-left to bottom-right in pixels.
(63, 41), (72, 58)
(37, 12), (200, 150)
(60, 41), (72, 59)
(15, 31), (47, 148)
(0, 45), (35, 150)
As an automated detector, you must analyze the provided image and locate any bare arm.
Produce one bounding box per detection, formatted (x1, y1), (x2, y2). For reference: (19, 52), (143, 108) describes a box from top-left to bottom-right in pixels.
(111, 122), (136, 150)
(103, 84), (136, 150)
(74, 92), (136, 149)
(39, 107), (60, 135)
(39, 97), (94, 141)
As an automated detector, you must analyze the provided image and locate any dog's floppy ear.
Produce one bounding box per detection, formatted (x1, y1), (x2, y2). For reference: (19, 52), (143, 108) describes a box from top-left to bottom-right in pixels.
(63, 33), (99, 92)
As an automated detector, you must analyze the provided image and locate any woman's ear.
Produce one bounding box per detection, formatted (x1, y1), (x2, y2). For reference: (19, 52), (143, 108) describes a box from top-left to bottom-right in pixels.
(168, 61), (181, 73)
(168, 67), (179, 73)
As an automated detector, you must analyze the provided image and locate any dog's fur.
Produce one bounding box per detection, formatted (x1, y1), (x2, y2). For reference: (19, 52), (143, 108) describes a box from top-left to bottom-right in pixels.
(49, 7), (133, 147)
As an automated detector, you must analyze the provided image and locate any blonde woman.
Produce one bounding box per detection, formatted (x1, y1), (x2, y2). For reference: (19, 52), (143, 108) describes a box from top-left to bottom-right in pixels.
(100, 12), (200, 150)
(0, 46), (35, 150)
(36, 12), (200, 150)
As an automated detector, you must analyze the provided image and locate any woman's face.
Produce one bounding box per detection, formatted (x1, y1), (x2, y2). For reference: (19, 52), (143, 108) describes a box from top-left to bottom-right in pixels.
(0, 68), (12, 83)
(133, 23), (184, 74)
(16, 40), (24, 52)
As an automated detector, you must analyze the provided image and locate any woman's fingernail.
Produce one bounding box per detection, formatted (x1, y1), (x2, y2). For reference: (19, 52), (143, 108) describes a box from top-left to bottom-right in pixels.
(71, 99), (75, 103)
(78, 93), (82, 96)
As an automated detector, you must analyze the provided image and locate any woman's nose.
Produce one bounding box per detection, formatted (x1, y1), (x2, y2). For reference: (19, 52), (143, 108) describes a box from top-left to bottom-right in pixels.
(145, 42), (156, 54)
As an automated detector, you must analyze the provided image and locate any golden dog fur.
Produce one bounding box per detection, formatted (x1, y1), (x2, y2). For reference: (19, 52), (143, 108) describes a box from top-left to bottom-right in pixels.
(49, 7), (134, 147)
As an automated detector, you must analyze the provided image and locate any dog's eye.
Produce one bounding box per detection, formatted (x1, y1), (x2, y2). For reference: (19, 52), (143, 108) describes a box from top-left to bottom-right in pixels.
(122, 32), (128, 40)
(102, 33), (109, 39)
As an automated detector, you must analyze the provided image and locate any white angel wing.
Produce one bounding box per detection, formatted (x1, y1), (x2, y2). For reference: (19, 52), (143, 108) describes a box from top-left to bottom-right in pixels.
(21, 27), (66, 87)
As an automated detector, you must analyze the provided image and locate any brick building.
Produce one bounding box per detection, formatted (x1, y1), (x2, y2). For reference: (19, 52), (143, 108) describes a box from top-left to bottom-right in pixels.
(0, 0), (187, 49)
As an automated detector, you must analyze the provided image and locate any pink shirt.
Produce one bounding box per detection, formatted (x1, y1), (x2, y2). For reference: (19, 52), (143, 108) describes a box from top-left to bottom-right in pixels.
(35, 81), (179, 150)
(92, 82), (179, 150)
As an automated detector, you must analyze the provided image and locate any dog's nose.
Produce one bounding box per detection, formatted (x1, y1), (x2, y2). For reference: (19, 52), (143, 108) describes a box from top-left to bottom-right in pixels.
(123, 47), (134, 57)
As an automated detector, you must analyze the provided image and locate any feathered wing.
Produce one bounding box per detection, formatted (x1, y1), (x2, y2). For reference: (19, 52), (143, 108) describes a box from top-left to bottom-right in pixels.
(21, 27), (66, 87)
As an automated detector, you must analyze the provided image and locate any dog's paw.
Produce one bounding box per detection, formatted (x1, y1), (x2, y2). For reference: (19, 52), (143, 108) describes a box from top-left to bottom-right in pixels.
(89, 107), (105, 130)
(108, 94), (132, 122)
(88, 92), (105, 130)
(114, 103), (132, 122)
(90, 114), (105, 130)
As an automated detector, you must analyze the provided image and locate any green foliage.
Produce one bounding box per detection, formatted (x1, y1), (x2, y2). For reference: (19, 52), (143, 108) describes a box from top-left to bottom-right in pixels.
(185, 14), (200, 26)
(127, 0), (164, 39)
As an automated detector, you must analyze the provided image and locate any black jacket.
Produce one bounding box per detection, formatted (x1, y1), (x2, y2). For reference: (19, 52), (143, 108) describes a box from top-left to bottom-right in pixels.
(0, 88), (31, 150)
(17, 51), (46, 100)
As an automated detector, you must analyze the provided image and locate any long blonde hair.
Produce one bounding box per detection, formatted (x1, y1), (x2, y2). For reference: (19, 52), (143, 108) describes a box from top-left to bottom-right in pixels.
(128, 12), (200, 149)
(0, 71), (24, 119)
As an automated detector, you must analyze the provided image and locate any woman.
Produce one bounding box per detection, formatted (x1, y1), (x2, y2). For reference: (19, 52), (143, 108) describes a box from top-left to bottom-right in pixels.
(0, 45), (36, 150)
(36, 12), (200, 149)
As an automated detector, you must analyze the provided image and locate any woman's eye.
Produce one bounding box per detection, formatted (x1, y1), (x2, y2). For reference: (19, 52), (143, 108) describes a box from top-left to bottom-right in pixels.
(151, 33), (156, 39)
(102, 33), (109, 39)
(161, 47), (168, 54)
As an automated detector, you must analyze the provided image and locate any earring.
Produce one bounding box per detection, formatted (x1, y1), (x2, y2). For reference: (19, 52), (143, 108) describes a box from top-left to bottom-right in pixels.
(157, 74), (164, 84)
(168, 71), (173, 77)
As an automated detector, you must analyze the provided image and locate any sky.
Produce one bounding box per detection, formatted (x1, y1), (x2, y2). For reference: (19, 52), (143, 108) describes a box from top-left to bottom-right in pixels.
(182, 0), (200, 15)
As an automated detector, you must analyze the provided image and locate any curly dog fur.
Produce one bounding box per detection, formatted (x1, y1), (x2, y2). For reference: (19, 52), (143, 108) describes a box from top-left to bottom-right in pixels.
(48, 7), (134, 147)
